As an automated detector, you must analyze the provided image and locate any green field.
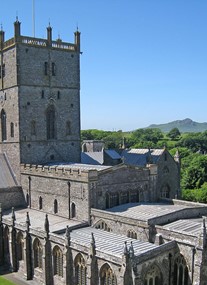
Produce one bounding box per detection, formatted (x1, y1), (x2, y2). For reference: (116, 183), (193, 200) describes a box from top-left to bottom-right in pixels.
(0, 276), (16, 285)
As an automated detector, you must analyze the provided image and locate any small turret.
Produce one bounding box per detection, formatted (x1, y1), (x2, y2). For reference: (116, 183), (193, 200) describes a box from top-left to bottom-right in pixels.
(14, 17), (21, 39)
(74, 28), (81, 52)
(47, 23), (52, 46)
(0, 25), (5, 49)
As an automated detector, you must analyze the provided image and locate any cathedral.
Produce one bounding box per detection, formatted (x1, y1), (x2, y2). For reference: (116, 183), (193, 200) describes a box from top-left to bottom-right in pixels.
(0, 20), (207, 285)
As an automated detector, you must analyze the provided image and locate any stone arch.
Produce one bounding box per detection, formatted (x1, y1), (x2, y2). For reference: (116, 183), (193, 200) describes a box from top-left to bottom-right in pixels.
(53, 245), (63, 277)
(71, 202), (76, 218)
(46, 104), (56, 140)
(33, 238), (43, 269)
(143, 263), (163, 285)
(99, 263), (117, 285)
(10, 122), (14, 137)
(74, 253), (87, 285)
(127, 229), (137, 239)
(1, 109), (7, 141)
(54, 199), (58, 214)
(39, 196), (43, 210)
(160, 183), (170, 198)
(94, 219), (111, 232)
(173, 254), (189, 285)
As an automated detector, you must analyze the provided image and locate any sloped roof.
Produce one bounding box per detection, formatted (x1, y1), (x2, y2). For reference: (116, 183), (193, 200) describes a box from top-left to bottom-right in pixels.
(121, 149), (164, 166)
(0, 153), (17, 188)
(162, 219), (203, 236)
(105, 149), (121, 160)
(81, 152), (104, 165)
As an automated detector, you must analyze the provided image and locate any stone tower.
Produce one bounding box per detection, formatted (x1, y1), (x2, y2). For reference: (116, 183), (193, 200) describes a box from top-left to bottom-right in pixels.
(0, 20), (81, 180)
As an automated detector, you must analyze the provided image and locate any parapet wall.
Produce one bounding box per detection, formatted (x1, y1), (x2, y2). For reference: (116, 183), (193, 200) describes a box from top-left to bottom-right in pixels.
(20, 164), (98, 182)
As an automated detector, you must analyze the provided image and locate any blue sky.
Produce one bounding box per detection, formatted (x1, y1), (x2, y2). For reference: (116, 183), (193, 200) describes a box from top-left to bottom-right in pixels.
(1, 1), (207, 131)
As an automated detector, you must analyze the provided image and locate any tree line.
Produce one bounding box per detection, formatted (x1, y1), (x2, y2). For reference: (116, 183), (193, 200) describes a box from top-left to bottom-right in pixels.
(81, 128), (207, 203)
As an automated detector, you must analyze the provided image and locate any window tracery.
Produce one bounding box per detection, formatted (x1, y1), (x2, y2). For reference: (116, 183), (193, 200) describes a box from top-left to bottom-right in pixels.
(53, 246), (63, 277)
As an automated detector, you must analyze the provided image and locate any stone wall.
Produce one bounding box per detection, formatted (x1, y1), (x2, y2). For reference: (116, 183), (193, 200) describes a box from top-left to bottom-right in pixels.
(0, 187), (26, 210)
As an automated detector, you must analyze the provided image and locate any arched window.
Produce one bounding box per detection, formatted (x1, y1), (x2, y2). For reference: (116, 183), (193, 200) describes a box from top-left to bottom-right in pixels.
(127, 229), (137, 239)
(31, 120), (36, 136)
(39, 196), (43, 210)
(161, 184), (170, 198)
(120, 192), (129, 204)
(1, 109), (7, 141)
(66, 120), (71, 135)
(33, 238), (43, 269)
(10, 122), (14, 138)
(173, 255), (189, 285)
(100, 264), (117, 285)
(95, 220), (111, 232)
(74, 254), (86, 285)
(46, 105), (56, 140)
(144, 264), (163, 285)
(54, 199), (58, 214)
(53, 246), (63, 277)
(130, 190), (139, 203)
(17, 232), (24, 261)
(71, 202), (76, 218)
(3, 226), (9, 263)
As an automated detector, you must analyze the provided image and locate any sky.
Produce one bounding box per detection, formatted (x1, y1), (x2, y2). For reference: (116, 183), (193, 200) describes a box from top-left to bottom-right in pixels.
(1, 0), (207, 131)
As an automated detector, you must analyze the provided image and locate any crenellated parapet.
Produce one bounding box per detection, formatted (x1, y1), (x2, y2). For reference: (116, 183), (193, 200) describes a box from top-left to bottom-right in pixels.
(20, 163), (99, 181)
(0, 19), (80, 52)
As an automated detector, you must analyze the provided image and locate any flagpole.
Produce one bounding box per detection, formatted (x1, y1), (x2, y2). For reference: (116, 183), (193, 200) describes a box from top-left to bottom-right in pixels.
(32, 0), (35, 37)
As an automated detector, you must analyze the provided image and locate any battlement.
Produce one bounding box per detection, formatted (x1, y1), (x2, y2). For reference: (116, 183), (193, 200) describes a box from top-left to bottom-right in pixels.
(20, 163), (99, 180)
(0, 20), (80, 52)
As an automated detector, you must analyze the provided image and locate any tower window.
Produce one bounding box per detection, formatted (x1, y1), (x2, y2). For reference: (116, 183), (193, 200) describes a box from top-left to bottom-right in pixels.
(0, 64), (5, 78)
(52, 62), (56, 76)
(31, 120), (36, 136)
(10, 122), (14, 138)
(66, 121), (71, 135)
(44, 62), (48, 75)
(1, 109), (7, 141)
(57, 91), (60, 99)
(46, 105), (56, 140)
(54, 199), (58, 214)
(41, 90), (44, 99)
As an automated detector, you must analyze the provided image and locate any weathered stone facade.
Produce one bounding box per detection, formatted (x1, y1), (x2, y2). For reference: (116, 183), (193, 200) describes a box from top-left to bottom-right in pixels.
(0, 20), (81, 182)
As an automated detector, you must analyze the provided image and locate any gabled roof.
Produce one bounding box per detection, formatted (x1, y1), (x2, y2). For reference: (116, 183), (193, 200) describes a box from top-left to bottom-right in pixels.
(0, 153), (18, 188)
(121, 148), (164, 166)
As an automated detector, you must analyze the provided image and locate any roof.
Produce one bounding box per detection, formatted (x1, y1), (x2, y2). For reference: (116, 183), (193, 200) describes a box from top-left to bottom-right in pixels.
(81, 152), (104, 165)
(121, 149), (164, 166)
(81, 150), (121, 165)
(105, 149), (121, 160)
(0, 153), (17, 188)
(70, 227), (158, 258)
(162, 218), (203, 236)
(105, 202), (191, 222)
(45, 162), (111, 171)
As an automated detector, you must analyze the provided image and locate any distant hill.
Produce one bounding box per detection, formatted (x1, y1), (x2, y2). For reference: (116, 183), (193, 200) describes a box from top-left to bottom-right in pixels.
(147, 118), (207, 133)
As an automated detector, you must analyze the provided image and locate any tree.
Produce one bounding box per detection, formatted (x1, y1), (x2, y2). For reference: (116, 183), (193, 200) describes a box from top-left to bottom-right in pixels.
(167, 127), (181, 140)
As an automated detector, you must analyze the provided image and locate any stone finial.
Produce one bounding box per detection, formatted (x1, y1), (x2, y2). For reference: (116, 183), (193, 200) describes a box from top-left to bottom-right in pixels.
(129, 241), (134, 258)
(44, 214), (49, 235)
(47, 23), (52, 45)
(0, 203), (2, 223)
(14, 18), (21, 38)
(74, 28), (81, 52)
(26, 212), (30, 231)
(174, 148), (181, 164)
(65, 225), (71, 247)
(90, 232), (96, 256)
(12, 207), (16, 226)
(123, 241), (128, 255)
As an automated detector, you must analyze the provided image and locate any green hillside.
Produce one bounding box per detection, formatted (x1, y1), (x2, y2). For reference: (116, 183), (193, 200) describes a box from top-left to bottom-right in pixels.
(147, 118), (207, 133)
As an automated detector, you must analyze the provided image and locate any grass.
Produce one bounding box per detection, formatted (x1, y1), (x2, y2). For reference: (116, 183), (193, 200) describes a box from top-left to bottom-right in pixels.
(0, 276), (16, 285)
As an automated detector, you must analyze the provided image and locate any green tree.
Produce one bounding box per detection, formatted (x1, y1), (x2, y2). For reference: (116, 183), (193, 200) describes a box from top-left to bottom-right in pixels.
(167, 127), (181, 140)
